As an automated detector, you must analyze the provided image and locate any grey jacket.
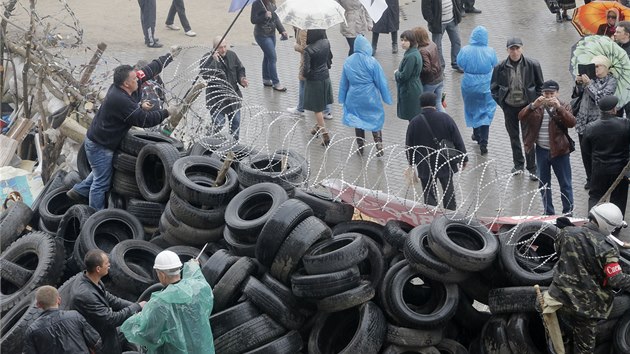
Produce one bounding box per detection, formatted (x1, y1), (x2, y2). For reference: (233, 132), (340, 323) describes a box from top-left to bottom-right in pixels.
(338, 0), (371, 38)
(575, 74), (617, 134)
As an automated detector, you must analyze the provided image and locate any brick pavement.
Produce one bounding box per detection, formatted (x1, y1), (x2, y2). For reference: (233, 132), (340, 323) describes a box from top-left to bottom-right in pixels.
(84, 0), (622, 220)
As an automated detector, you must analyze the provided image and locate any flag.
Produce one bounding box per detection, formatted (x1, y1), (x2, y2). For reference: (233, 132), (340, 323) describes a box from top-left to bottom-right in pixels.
(359, 0), (388, 23)
(229, 0), (255, 13)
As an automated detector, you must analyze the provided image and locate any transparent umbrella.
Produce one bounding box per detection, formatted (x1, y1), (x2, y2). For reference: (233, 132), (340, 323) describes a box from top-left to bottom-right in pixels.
(569, 35), (630, 107)
(276, 0), (346, 30)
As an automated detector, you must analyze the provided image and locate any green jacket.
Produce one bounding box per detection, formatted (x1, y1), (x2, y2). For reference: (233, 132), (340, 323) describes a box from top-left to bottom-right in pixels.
(121, 261), (215, 354)
(395, 47), (423, 120)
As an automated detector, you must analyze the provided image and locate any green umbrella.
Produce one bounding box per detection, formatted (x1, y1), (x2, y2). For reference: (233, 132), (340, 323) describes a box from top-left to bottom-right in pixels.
(570, 35), (630, 107)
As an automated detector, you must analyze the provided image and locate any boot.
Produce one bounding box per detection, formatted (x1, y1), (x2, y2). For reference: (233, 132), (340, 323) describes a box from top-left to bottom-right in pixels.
(321, 129), (331, 146)
(392, 42), (398, 54)
(356, 137), (365, 155)
(310, 124), (319, 136)
(556, 12), (562, 23)
(373, 131), (384, 157)
(562, 10), (571, 21)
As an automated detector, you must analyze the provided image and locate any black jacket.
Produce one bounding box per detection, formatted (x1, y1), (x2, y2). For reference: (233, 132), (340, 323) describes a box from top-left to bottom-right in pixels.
(200, 50), (246, 115)
(62, 273), (141, 354)
(582, 112), (630, 174)
(421, 0), (462, 34)
(87, 54), (172, 150)
(23, 309), (101, 354)
(250, 0), (285, 37)
(303, 39), (333, 81)
(490, 55), (544, 109)
(406, 107), (467, 178)
(619, 41), (630, 58)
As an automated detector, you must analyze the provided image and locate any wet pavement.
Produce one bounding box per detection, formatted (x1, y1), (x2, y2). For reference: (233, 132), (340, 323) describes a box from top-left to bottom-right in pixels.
(85, 0), (621, 220)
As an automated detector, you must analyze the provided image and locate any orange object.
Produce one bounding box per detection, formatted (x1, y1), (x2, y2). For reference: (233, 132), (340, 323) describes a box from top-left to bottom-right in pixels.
(572, 1), (630, 36)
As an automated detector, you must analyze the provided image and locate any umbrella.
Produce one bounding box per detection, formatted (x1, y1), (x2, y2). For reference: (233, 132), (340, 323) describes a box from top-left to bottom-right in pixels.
(569, 35), (630, 106)
(571, 1), (630, 36)
(276, 0), (346, 30)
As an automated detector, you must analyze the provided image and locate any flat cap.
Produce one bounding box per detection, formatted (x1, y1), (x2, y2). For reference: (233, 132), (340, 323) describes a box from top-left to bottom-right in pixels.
(506, 37), (523, 48)
(541, 80), (559, 92)
(599, 95), (619, 112)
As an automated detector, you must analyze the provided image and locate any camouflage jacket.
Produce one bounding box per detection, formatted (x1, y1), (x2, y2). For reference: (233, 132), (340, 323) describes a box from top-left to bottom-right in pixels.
(548, 223), (630, 319)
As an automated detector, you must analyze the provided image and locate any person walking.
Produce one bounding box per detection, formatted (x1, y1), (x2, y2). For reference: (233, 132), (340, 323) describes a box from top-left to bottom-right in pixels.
(573, 55), (617, 190)
(372, 0), (400, 54)
(421, 0), (464, 73)
(414, 26), (445, 112)
(251, 0), (288, 92)
(544, 203), (630, 354)
(66, 49), (180, 210)
(406, 92), (467, 210)
(338, 0), (372, 56)
(556, 0), (575, 23)
(121, 251), (214, 354)
(339, 35), (392, 156)
(456, 25), (497, 155)
(200, 36), (248, 140)
(518, 80), (576, 215)
(395, 30), (423, 121)
(63, 250), (145, 354)
(138, 0), (161, 47)
(582, 95), (630, 215)
(303, 29), (334, 146)
(491, 37), (544, 180)
(164, 0), (196, 37)
(24, 286), (102, 354)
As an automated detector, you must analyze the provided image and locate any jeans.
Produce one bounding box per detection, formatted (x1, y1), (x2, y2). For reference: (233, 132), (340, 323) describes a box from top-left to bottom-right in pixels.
(502, 104), (536, 172)
(212, 111), (241, 140)
(423, 81), (445, 112)
(420, 175), (457, 210)
(165, 0), (191, 32)
(297, 79), (330, 114)
(472, 125), (489, 147)
(431, 20), (461, 68)
(138, 0), (157, 44)
(255, 35), (279, 85)
(72, 137), (114, 211)
(535, 145), (573, 215)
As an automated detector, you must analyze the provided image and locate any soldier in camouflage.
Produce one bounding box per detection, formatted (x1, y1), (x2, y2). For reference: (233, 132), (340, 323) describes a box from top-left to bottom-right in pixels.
(546, 203), (630, 353)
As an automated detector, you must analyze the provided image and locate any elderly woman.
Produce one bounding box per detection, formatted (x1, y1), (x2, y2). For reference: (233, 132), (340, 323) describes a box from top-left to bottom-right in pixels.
(395, 30), (423, 120)
(573, 55), (617, 189)
(456, 26), (497, 155)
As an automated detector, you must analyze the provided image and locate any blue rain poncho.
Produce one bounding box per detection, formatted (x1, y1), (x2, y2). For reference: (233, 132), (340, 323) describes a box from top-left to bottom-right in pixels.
(456, 26), (498, 128)
(120, 261), (214, 354)
(339, 35), (393, 131)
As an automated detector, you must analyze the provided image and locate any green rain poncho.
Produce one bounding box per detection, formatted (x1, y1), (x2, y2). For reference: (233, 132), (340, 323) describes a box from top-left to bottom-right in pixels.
(120, 261), (215, 354)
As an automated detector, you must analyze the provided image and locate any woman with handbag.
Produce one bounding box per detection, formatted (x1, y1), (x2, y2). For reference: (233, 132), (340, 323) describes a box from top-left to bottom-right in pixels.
(251, 0), (288, 91)
(574, 55), (617, 190)
(303, 29), (334, 146)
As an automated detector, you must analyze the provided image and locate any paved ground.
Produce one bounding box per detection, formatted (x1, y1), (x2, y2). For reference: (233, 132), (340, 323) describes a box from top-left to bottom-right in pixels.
(24, 0), (626, 220)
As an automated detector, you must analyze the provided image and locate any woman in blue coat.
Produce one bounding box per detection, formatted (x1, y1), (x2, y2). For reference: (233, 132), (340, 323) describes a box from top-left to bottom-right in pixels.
(456, 25), (497, 155)
(339, 35), (392, 156)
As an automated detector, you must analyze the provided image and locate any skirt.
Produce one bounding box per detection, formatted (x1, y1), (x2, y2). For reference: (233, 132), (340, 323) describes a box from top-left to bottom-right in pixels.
(304, 78), (333, 113)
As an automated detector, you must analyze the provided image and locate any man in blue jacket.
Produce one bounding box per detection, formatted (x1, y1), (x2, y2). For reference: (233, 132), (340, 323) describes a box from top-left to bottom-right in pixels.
(67, 47), (180, 210)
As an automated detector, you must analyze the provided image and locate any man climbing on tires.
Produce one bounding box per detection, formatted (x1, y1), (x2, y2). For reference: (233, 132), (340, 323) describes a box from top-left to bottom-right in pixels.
(66, 47), (182, 211)
(545, 203), (630, 353)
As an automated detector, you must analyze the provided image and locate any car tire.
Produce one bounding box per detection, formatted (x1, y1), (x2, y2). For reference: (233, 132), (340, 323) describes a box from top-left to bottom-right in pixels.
(135, 143), (180, 202)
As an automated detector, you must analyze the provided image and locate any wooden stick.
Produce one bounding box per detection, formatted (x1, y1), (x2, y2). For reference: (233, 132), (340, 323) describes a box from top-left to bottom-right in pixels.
(79, 42), (107, 88)
(214, 152), (235, 187)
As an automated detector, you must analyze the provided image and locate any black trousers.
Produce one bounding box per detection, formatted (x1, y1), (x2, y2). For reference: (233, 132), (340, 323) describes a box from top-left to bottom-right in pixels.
(588, 168), (629, 216)
(578, 133), (591, 183)
(372, 32), (398, 48)
(462, 0), (476, 10)
(138, 0), (157, 44)
(346, 37), (355, 57)
(420, 175), (457, 210)
(166, 0), (191, 32)
(502, 103), (536, 172)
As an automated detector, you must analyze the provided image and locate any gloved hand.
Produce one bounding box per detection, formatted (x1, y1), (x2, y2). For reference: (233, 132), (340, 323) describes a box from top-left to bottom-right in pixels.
(170, 45), (182, 58)
(166, 104), (181, 118)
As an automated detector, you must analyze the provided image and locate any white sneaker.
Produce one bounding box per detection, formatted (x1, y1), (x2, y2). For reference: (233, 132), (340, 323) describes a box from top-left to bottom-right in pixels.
(323, 112), (333, 120)
(286, 107), (305, 116)
(185, 30), (197, 37)
(166, 24), (181, 31)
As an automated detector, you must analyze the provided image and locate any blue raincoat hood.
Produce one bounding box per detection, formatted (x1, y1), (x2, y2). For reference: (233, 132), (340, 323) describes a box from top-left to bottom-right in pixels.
(469, 26), (488, 46)
(353, 35), (373, 56)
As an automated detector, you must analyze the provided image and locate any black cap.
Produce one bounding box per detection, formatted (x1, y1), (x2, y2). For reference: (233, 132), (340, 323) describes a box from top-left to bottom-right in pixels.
(599, 95), (619, 112)
(420, 92), (437, 108)
(541, 80), (560, 92)
(506, 37), (523, 48)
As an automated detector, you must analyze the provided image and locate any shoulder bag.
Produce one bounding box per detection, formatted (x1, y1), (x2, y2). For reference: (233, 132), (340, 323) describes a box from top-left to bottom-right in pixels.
(420, 115), (463, 166)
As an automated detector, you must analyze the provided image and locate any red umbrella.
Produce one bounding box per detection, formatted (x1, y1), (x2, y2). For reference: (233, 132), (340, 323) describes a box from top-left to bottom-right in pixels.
(572, 1), (630, 36)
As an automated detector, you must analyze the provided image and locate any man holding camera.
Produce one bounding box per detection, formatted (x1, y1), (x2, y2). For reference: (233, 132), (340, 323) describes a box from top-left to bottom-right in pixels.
(518, 80), (576, 216)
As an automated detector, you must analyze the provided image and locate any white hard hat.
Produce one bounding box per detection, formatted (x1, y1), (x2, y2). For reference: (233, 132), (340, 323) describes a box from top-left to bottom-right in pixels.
(589, 203), (628, 235)
(153, 250), (182, 271)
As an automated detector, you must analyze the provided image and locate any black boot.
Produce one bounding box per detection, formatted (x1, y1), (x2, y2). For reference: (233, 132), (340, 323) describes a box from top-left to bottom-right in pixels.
(392, 42), (398, 54)
(373, 131), (384, 157)
(556, 12), (562, 23)
(563, 10), (571, 20)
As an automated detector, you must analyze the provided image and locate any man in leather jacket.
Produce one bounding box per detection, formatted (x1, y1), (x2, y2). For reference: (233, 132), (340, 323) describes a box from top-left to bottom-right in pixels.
(582, 95), (630, 215)
(62, 250), (145, 354)
(24, 286), (101, 354)
(518, 80), (576, 215)
(491, 37), (544, 179)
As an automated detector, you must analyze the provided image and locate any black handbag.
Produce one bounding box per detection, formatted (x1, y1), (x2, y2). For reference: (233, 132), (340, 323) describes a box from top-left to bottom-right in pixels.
(570, 85), (584, 116)
(420, 115), (463, 166)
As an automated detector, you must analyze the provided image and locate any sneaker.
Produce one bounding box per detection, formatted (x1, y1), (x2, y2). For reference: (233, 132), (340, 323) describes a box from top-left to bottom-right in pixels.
(511, 167), (524, 174)
(286, 107), (305, 116)
(323, 112), (333, 120)
(185, 30), (197, 37)
(66, 189), (88, 203)
(166, 24), (181, 30)
(147, 42), (163, 48)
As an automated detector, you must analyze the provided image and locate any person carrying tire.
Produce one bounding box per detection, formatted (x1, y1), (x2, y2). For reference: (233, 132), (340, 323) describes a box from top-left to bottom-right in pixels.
(63, 250), (145, 354)
(66, 47), (182, 211)
(121, 250), (215, 354)
(545, 203), (630, 354)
